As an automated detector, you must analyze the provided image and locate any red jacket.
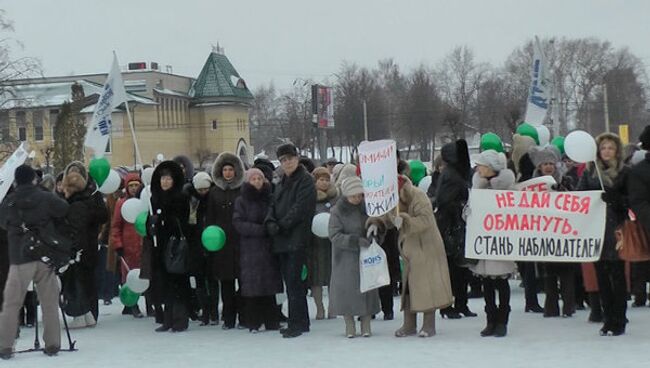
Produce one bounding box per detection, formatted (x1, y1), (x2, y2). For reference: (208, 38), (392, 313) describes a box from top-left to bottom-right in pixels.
(110, 173), (143, 270)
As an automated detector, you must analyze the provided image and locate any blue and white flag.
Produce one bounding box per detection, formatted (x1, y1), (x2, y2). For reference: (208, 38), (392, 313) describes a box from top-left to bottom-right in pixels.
(84, 53), (127, 157)
(524, 37), (551, 126)
(0, 143), (29, 203)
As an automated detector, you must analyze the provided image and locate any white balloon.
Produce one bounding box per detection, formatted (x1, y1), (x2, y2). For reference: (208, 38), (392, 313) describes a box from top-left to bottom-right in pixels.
(565, 130), (597, 163)
(139, 185), (152, 213)
(141, 168), (154, 186)
(418, 176), (432, 192)
(98, 169), (121, 194)
(536, 125), (551, 146)
(121, 198), (144, 223)
(311, 213), (330, 238)
(125, 269), (149, 293)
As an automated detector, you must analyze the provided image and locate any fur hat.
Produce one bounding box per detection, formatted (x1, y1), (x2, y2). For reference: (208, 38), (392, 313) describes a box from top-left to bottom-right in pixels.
(276, 143), (298, 160)
(312, 167), (330, 181)
(472, 150), (507, 172)
(62, 172), (87, 195)
(511, 134), (537, 174)
(14, 165), (36, 186)
(192, 171), (212, 190)
(529, 146), (561, 168)
(639, 125), (650, 150)
(245, 168), (265, 183)
(341, 176), (364, 196)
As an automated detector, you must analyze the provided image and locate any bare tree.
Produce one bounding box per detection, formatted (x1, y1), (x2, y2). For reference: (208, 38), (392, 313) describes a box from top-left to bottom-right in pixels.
(436, 46), (487, 139)
(0, 9), (42, 102)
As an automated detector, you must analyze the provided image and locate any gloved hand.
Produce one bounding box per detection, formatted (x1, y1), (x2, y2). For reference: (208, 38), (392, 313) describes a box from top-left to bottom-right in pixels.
(366, 224), (378, 239)
(115, 248), (125, 258)
(266, 221), (280, 237)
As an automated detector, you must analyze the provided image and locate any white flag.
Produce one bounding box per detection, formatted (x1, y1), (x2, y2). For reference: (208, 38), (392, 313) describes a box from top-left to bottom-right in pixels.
(0, 143), (29, 203)
(84, 53), (127, 158)
(524, 37), (551, 126)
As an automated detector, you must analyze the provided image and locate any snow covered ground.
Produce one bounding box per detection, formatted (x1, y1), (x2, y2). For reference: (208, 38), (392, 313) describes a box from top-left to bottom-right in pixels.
(8, 282), (650, 367)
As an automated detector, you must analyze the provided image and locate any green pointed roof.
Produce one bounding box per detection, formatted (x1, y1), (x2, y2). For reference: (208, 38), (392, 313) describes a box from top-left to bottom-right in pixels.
(190, 51), (254, 104)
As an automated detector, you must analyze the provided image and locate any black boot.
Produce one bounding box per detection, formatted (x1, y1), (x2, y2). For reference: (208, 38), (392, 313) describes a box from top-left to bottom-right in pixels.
(172, 301), (189, 332)
(480, 306), (497, 337)
(493, 306), (510, 337)
(155, 306), (172, 332)
(440, 307), (462, 319)
(588, 292), (603, 323)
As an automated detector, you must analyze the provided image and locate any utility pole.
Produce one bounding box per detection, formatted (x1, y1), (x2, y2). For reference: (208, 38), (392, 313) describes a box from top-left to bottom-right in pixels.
(603, 83), (610, 133)
(363, 100), (368, 141)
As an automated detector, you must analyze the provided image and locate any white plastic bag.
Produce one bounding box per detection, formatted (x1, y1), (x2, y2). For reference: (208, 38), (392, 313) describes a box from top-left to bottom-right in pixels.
(359, 239), (390, 293)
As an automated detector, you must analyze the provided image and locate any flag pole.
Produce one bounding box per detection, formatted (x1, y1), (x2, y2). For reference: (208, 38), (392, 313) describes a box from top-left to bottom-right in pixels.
(123, 99), (143, 167)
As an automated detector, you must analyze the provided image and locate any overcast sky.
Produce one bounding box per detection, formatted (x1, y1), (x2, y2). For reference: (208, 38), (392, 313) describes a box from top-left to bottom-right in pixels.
(2, 0), (649, 91)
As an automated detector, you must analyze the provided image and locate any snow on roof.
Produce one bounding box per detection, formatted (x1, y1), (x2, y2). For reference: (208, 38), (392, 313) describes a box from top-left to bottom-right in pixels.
(1, 80), (155, 109)
(153, 88), (190, 98)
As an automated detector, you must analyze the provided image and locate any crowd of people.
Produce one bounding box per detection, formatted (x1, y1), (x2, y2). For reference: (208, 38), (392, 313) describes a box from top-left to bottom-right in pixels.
(1, 125), (650, 359)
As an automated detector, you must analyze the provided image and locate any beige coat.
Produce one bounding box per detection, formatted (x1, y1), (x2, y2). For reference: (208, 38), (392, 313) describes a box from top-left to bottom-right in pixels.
(370, 177), (453, 312)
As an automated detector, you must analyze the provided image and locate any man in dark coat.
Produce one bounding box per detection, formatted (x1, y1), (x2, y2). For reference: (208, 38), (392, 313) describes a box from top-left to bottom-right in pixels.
(206, 152), (245, 329)
(0, 165), (69, 359)
(435, 139), (477, 319)
(629, 126), (650, 236)
(265, 143), (317, 338)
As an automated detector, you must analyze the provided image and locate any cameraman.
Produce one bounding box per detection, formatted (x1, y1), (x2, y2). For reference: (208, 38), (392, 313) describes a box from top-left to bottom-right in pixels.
(0, 165), (69, 359)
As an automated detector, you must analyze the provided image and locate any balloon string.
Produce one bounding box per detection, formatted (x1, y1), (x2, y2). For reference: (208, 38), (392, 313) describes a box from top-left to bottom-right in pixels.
(120, 256), (131, 272)
(594, 161), (605, 191)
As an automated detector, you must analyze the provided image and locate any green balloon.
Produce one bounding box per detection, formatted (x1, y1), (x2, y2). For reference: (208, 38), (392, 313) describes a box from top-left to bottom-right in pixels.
(134, 211), (148, 237)
(202, 225), (226, 252)
(551, 136), (566, 155)
(480, 133), (504, 153)
(408, 160), (426, 186)
(89, 158), (111, 186)
(301, 264), (308, 282)
(516, 122), (540, 145)
(119, 286), (140, 307)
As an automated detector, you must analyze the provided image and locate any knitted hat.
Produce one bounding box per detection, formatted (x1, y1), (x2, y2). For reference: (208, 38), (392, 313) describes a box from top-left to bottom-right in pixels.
(472, 150), (507, 172)
(341, 176), (364, 196)
(639, 125), (650, 150)
(62, 172), (87, 195)
(192, 171), (213, 190)
(14, 165), (35, 186)
(529, 146), (561, 168)
(245, 168), (265, 183)
(276, 143), (298, 160)
(312, 167), (330, 181)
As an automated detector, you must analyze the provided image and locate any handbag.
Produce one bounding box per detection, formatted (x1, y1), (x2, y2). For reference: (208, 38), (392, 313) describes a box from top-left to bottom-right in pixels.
(616, 218), (650, 262)
(359, 239), (390, 293)
(164, 219), (189, 274)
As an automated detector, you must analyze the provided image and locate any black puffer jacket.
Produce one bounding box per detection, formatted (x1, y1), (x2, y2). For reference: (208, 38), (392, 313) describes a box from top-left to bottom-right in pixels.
(628, 152), (650, 235)
(266, 165), (317, 253)
(434, 141), (470, 241)
(0, 184), (69, 265)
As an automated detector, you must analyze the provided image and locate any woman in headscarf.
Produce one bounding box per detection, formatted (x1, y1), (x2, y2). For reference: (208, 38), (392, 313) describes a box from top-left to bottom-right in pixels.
(233, 168), (282, 333)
